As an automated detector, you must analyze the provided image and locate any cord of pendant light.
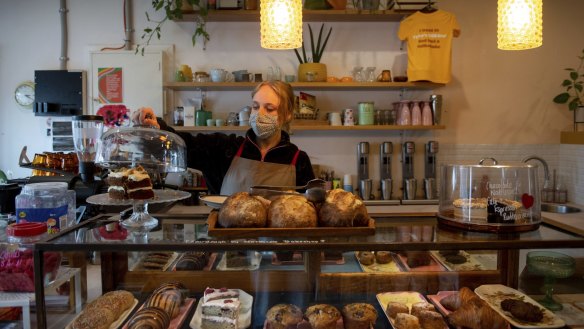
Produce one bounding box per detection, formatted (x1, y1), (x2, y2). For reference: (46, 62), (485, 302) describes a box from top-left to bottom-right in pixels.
(100, 0), (134, 51)
(59, 0), (69, 69)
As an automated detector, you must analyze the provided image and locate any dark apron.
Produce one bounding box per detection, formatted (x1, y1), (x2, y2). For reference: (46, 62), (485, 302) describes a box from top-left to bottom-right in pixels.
(220, 141), (300, 195)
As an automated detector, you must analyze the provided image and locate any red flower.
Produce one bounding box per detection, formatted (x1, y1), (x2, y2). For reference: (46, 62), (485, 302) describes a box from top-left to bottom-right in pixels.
(97, 105), (130, 127)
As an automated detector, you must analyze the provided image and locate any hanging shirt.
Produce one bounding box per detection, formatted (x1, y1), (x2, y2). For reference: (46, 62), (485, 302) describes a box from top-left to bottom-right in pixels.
(398, 9), (461, 84)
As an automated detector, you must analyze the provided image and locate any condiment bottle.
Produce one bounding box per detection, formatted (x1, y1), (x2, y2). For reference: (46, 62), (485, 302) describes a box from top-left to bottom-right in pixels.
(411, 101), (422, 125)
(422, 101), (433, 126)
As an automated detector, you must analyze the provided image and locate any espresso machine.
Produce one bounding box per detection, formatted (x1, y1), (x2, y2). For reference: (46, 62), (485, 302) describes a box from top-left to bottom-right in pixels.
(424, 141), (438, 200)
(357, 142), (372, 200)
(379, 142), (393, 200)
(402, 141), (416, 200)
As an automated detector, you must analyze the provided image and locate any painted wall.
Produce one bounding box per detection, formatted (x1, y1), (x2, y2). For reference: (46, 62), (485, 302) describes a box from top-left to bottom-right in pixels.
(1, 1), (582, 202)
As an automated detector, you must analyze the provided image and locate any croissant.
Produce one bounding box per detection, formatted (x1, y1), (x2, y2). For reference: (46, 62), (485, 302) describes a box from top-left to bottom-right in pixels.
(439, 286), (477, 311)
(447, 295), (507, 329)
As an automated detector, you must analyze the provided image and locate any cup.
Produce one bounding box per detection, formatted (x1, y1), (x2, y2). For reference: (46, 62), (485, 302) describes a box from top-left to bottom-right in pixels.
(329, 112), (342, 126)
(233, 70), (249, 82)
(285, 74), (296, 83)
(381, 178), (392, 200)
(210, 68), (226, 82)
(378, 69), (392, 82)
(206, 119), (215, 126)
(343, 108), (354, 126)
(359, 179), (372, 200)
(404, 178), (417, 200)
(343, 174), (353, 192)
(254, 73), (263, 82)
(227, 112), (238, 126)
(238, 107), (250, 123)
(423, 178), (436, 200)
(215, 119), (225, 127)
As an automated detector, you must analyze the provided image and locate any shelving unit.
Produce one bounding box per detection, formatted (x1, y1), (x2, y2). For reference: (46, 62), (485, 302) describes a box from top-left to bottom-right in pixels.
(171, 124), (446, 133)
(164, 81), (444, 91)
(176, 9), (412, 22)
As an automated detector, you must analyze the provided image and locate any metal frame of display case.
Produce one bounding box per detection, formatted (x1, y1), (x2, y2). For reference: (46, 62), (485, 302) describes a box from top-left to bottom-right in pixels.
(33, 214), (584, 329)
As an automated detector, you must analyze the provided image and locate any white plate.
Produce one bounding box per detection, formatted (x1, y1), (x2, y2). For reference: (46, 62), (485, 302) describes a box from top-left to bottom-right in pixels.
(200, 195), (228, 209)
(376, 291), (447, 329)
(216, 251), (262, 271)
(475, 284), (566, 329)
(189, 289), (253, 329)
(65, 298), (138, 329)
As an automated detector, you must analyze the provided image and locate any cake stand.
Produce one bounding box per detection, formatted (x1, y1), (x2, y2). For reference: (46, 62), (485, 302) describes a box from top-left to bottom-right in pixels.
(87, 189), (191, 234)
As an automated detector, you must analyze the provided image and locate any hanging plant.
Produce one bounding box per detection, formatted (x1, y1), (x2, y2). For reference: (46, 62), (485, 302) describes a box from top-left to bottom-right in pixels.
(136, 0), (210, 55)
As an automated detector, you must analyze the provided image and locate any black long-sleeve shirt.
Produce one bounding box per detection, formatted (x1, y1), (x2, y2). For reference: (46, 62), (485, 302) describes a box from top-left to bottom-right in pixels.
(160, 120), (315, 194)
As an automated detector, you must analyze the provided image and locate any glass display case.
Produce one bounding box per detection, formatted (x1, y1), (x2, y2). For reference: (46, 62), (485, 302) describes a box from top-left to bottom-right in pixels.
(32, 213), (584, 329)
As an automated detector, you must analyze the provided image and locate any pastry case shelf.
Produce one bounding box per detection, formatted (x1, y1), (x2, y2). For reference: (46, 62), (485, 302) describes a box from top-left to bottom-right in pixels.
(32, 214), (584, 329)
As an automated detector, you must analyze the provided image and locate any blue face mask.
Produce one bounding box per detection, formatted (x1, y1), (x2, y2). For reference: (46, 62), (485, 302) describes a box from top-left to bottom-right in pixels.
(250, 112), (280, 139)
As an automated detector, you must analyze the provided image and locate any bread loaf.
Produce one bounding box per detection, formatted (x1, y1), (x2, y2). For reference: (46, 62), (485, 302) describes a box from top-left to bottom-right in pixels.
(318, 189), (369, 227)
(218, 192), (267, 228)
(267, 195), (318, 228)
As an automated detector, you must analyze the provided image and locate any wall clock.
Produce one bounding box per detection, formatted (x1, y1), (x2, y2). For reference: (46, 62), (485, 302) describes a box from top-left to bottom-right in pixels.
(14, 81), (35, 108)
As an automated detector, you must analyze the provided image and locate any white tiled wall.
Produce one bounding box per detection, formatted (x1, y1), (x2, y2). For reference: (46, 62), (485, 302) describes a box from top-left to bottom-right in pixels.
(559, 144), (584, 205)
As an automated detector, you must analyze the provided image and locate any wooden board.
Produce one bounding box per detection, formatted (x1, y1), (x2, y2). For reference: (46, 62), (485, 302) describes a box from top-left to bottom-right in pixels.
(207, 211), (375, 238)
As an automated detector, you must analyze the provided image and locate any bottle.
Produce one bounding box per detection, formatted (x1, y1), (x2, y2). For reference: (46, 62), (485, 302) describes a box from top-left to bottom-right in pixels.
(422, 101), (433, 126)
(411, 101), (421, 125)
(554, 176), (568, 204)
(399, 101), (411, 126)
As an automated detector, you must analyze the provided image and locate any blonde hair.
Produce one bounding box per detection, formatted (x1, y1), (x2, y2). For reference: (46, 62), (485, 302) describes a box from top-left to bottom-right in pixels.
(251, 81), (295, 130)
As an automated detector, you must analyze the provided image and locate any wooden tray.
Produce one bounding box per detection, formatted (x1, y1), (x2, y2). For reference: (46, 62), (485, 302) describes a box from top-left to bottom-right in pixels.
(206, 211), (375, 238)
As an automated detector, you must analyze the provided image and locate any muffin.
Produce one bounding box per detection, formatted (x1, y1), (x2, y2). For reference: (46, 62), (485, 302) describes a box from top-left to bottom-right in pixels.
(305, 304), (341, 329)
(394, 313), (420, 329)
(358, 251), (375, 265)
(265, 304), (304, 329)
(342, 303), (378, 329)
(375, 251), (392, 264)
(385, 301), (409, 319)
(410, 302), (435, 318)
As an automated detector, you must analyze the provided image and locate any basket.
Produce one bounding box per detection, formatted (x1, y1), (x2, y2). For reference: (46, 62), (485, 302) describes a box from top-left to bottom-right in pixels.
(294, 108), (319, 120)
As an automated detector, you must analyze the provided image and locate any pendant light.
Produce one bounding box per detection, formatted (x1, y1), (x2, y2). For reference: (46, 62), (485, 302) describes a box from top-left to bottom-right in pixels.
(497, 0), (543, 50)
(260, 0), (303, 49)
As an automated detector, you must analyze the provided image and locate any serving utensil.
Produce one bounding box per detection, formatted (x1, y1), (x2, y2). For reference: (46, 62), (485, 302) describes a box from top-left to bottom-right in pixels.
(249, 179), (326, 203)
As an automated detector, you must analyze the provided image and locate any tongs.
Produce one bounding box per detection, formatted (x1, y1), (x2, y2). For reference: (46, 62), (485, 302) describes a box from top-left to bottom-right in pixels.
(249, 178), (327, 203)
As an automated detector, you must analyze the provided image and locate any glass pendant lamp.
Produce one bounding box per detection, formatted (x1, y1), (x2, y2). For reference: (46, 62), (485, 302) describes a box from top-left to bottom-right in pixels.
(260, 0), (303, 49)
(498, 0), (543, 50)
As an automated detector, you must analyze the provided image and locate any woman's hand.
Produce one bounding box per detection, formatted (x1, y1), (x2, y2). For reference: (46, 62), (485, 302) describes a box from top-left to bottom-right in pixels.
(131, 107), (160, 129)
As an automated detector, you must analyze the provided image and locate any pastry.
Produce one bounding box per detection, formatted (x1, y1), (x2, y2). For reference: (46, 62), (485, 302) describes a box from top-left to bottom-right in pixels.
(265, 304), (303, 329)
(318, 189), (369, 227)
(204, 287), (240, 303)
(410, 302), (435, 317)
(126, 307), (170, 329)
(175, 252), (209, 271)
(439, 287), (477, 311)
(358, 251), (374, 265)
(201, 287), (241, 329)
(267, 195), (318, 228)
(444, 253), (467, 264)
(405, 251), (432, 268)
(394, 313), (420, 329)
(218, 192), (267, 228)
(375, 251), (392, 264)
(342, 303), (378, 329)
(447, 293), (507, 329)
(71, 308), (116, 329)
(417, 310), (447, 329)
(145, 290), (182, 319)
(305, 304), (341, 329)
(385, 301), (409, 319)
(501, 299), (544, 322)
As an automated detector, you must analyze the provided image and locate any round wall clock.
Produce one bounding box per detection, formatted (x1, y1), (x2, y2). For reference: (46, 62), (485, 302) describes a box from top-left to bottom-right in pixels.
(14, 81), (35, 108)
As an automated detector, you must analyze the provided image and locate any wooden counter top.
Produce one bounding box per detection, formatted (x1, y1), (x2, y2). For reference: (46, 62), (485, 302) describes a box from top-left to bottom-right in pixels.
(542, 203), (584, 237)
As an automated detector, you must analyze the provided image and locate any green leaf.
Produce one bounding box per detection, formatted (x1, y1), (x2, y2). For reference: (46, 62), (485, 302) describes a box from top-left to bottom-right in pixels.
(308, 24), (316, 62)
(318, 26), (332, 62)
(294, 49), (304, 64)
(562, 79), (572, 87)
(315, 24), (324, 62)
(301, 39), (307, 63)
(570, 71), (579, 80)
(553, 93), (570, 104)
(569, 98), (579, 111)
(576, 84), (583, 92)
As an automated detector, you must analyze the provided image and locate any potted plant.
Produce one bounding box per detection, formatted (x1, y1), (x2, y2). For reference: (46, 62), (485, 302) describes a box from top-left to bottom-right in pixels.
(294, 24), (333, 82)
(553, 48), (584, 131)
(136, 0), (210, 54)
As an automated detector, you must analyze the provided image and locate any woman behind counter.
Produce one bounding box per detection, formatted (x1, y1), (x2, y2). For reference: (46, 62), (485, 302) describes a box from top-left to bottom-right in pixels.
(136, 80), (315, 195)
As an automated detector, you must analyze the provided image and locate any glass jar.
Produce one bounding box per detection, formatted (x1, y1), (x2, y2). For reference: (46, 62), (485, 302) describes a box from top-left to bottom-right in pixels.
(15, 182), (76, 234)
(358, 102), (374, 125)
(0, 223), (62, 292)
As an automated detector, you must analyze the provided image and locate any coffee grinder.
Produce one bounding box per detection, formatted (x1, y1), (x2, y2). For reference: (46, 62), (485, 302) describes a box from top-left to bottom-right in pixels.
(424, 141), (439, 200)
(357, 142), (372, 200)
(379, 142), (393, 200)
(402, 141), (416, 200)
(71, 115), (105, 201)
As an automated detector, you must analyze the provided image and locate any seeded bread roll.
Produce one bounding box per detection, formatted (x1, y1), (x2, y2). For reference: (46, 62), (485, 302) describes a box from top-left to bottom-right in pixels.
(265, 304), (304, 329)
(267, 195), (318, 228)
(318, 189), (369, 227)
(218, 192), (267, 228)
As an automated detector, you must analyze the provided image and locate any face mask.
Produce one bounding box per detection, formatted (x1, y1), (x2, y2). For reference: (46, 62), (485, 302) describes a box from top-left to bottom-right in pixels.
(250, 112), (280, 139)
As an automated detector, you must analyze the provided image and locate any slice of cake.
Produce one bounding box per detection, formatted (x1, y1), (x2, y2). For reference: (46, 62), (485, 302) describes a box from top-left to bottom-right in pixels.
(204, 287), (240, 303)
(126, 166), (155, 199)
(107, 167), (130, 199)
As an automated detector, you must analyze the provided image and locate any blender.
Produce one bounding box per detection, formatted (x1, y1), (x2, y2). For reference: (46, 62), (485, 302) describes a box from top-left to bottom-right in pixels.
(72, 115), (104, 183)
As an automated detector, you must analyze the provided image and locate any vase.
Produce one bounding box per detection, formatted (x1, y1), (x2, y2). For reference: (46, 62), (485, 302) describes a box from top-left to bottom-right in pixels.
(298, 63), (327, 82)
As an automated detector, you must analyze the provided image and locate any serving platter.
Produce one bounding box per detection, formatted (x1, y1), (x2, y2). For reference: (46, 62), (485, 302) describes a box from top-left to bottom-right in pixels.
(206, 211), (375, 238)
(475, 284), (566, 329)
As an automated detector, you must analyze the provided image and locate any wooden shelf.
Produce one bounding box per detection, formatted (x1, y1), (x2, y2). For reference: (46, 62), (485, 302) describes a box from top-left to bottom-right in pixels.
(560, 131), (584, 144)
(164, 81), (444, 91)
(171, 124), (445, 133)
(176, 9), (410, 22)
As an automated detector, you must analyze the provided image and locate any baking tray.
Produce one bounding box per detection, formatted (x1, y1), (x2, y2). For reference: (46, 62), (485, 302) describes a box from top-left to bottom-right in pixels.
(355, 252), (402, 273)
(206, 211), (375, 238)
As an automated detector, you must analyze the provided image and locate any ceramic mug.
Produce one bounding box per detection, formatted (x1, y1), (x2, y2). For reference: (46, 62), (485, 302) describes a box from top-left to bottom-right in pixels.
(210, 68), (227, 82)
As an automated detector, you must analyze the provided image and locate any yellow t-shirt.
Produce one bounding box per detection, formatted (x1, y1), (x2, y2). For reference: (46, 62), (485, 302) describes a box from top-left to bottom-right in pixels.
(398, 10), (460, 84)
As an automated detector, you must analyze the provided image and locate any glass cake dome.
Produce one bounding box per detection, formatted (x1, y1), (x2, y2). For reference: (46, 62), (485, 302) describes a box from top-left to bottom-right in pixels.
(438, 159), (541, 233)
(95, 126), (186, 173)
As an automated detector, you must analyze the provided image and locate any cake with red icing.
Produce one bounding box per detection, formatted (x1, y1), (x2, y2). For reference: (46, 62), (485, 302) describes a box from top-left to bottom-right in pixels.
(201, 287), (241, 329)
